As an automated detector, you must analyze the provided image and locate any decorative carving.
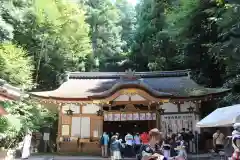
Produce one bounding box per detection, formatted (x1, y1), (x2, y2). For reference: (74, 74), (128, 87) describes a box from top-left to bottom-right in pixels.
(120, 104), (140, 111)
(120, 69), (141, 80)
(120, 89), (138, 95)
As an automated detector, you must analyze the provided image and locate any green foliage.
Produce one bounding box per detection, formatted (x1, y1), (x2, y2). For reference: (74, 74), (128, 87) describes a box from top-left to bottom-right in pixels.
(0, 43), (34, 89)
(131, 0), (182, 71)
(165, 0), (199, 38)
(0, 100), (57, 148)
(83, 0), (126, 70)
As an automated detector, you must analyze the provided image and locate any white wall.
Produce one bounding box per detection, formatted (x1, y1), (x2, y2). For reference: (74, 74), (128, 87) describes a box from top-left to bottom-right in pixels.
(62, 104), (80, 114)
(181, 102), (196, 112)
(160, 102), (197, 113)
(82, 104), (100, 114)
(161, 103), (178, 112)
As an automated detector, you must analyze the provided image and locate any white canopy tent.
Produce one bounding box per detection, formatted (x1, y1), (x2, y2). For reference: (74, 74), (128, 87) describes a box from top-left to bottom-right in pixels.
(196, 104), (240, 128)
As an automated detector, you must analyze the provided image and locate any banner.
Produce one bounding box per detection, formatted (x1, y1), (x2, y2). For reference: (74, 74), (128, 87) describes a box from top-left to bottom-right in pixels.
(126, 113), (133, 120)
(146, 113), (152, 120)
(103, 112), (157, 121)
(139, 113), (146, 120)
(113, 113), (121, 121)
(133, 113), (139, 120)
(121, 113), (127, 121)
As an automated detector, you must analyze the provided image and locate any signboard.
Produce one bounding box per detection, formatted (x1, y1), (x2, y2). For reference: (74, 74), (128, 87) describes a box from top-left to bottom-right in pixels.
(161, 114), (195, 133)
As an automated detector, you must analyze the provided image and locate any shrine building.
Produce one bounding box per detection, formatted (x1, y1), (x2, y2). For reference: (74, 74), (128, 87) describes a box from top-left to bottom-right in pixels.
(30, 69), (230, 153)
(0, 79), (25, 116)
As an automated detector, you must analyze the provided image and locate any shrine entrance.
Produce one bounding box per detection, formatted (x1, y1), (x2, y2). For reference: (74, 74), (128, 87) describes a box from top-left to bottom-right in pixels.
(103, 103), (157, 136)
(103, 120), (156, 135)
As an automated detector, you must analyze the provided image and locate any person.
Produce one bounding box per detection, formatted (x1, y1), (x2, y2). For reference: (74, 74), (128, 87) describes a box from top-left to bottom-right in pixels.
(231, 123), (240, 160)
(180, 128), (188, 152)
(188, 131), (195, 153)
(134, 133), (141, 155)
(174, 138), (187, 160)
(110, 135), (122, 160)
(21, 132), (32, 159)
(141, 132), (149, 144)
(140, 128), (166, 160)
(100, 132), (109, 157)
(212, 128), (225, 153)
(125, 132), (134, 157)
(162, 136), (171, 159)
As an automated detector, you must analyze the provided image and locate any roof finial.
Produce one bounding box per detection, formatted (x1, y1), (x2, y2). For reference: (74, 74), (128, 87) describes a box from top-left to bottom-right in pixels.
(121, 69), (140, 80)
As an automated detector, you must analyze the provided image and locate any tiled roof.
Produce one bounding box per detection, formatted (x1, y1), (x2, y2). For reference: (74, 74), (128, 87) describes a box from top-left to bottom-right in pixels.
(66, 69), (191, 79)
(0, 79), (26, 100)
(30, 69), (230, 100)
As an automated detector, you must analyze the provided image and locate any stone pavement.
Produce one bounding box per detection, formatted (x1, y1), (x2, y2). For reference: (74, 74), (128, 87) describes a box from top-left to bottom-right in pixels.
(14, 154), (221, 160)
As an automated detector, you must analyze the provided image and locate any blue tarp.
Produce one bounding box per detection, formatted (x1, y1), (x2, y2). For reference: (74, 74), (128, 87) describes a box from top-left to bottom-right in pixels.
(196, 104), (240, 127)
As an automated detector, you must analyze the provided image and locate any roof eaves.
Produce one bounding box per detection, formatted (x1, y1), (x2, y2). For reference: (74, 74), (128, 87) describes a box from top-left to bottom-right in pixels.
(66, 69), (191, 80)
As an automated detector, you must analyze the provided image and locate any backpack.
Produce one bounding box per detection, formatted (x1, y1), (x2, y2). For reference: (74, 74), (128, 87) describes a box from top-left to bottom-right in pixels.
(100, 136), (104, 145)
(137, 144), (154, 160)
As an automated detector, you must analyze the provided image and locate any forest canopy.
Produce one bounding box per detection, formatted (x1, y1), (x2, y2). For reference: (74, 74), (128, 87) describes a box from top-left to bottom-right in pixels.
(1, 0), (240, 145)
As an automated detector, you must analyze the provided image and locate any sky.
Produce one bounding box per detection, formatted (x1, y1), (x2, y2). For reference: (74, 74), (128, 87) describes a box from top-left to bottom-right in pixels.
(128, 0), (137, 5)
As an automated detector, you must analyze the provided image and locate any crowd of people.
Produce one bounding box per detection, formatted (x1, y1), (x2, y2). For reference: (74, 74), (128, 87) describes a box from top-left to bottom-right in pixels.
(100, 128), (198, 160)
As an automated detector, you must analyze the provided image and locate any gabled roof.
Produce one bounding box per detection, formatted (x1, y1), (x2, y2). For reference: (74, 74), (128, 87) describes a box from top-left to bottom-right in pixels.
(30, 69), (230, 101)
(0, 79), (26, 115)
(0, 79), (25, 101)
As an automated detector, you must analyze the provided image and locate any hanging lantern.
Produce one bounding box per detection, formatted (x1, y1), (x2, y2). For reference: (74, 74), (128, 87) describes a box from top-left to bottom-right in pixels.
(66, 108), (74, 116)
(187, 106), (194, 113)
(97, 109), (104, 116)
(157, 107), (165, 114)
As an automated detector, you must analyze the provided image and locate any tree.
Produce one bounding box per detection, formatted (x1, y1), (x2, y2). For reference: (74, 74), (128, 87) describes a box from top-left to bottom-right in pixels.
(0, 100), (57, 148)
(12, 0), (92, 89)
(0, 43), (34, 89)
(131, 0), (181, 71)
(83, 0), (125, 71)
(116, 0), (136, 52)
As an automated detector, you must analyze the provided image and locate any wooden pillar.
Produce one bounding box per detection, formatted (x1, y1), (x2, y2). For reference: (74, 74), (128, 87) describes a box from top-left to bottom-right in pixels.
(57, 104), (62, 152)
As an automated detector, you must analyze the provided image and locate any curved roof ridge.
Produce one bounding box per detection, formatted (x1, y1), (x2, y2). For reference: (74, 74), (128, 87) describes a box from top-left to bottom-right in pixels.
(91, 79), (172, 98)
(67, 69), (191, 79)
